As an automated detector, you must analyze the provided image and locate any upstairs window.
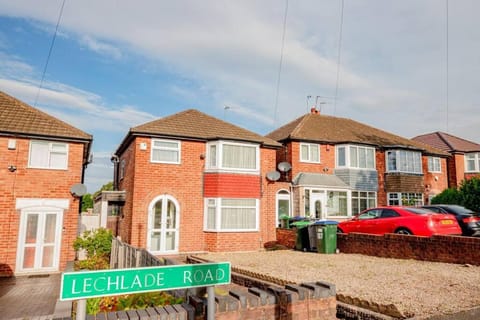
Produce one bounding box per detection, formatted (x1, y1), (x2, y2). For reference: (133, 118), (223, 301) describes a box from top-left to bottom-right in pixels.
(427, 157), (441, 173)
(207, 141), (259, 172)
(386, 150), (422, 174)
(151, 139), (180, 164)
(300, 143), (320, 163)
(336, 145), (375, 169)
(29, 141), (68, 170)
(465, 153), (480, 172)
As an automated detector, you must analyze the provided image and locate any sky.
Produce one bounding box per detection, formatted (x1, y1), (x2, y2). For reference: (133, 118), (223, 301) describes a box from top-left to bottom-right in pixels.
(0, 0), (479, 193)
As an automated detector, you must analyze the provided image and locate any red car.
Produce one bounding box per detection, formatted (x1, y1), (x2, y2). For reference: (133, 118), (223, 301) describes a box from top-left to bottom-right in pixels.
(337, 206), (461, 236)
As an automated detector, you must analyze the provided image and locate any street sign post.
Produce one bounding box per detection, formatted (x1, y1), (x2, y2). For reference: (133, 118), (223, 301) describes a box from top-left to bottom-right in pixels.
(61, 262), (231, 301)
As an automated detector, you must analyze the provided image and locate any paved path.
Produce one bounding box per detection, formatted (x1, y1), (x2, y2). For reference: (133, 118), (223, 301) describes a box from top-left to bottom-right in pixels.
(0, 274), (65, 319)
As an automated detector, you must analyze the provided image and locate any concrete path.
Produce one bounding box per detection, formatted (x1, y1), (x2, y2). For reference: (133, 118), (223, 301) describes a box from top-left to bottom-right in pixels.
(0, 273), (69, 320)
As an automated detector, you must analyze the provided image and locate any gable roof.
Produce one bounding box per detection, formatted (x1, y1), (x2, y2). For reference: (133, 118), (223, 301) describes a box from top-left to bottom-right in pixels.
(116, 109), (281, 154)
(266, 112), (448, 156)
(412, 132), (480, 153)
(0, 91), (92, 142)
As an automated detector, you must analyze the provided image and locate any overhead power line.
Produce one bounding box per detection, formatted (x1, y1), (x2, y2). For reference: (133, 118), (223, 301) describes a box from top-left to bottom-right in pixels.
(333, 0), (345, 117)
(34, 0), (66, 107)
(273, 0), (289, 126)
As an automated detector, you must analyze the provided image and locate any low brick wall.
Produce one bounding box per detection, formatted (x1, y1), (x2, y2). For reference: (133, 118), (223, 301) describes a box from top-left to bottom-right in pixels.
(337, 233), (480, 265)
(187, 255), (337, 320)
(275, 228), (480, 265)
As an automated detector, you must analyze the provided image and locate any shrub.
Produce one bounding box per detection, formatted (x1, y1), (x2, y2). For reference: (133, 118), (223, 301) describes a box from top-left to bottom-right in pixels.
(73, 228), (113, 270)
(459, 177), (480, 212)
(431, 187), (461, 205)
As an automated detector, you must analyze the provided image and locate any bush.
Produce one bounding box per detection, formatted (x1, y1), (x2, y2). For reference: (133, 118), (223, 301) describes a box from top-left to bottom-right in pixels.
(431, 188), (461, 205)
(459, 177), (480, 212)
(73, 228), (113, 270)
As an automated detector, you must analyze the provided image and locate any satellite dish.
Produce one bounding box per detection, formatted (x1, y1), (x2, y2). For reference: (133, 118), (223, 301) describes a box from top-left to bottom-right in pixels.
(266, 171), (281, 182)
(70, 183), (87, 197)
(277, 161), (292, 173)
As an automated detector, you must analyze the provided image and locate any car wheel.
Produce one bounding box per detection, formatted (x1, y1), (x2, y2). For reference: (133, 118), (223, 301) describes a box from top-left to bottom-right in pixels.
(395, 228), (412, 235)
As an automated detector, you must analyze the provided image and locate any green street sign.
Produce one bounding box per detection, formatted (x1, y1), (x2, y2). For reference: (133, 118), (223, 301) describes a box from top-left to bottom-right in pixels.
(60, 262), (231, 301)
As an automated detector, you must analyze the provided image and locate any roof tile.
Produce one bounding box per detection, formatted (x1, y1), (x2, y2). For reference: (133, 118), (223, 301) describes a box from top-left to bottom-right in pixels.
(0, 91), (92, 141)
(267, 113), (448, 156)
(413, 132), (480, 153)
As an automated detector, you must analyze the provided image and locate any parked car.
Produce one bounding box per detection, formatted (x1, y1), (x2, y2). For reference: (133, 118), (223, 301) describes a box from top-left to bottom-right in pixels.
(337, 206), (461, 236)
(421, 204), (480, 237)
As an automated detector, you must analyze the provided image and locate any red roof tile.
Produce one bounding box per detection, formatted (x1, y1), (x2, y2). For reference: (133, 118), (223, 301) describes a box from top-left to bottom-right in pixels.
(413, 132), (480, 153)
(0, 91), (92, 141)
(117, 109), (281, 153)
(267, 112), (448, 156)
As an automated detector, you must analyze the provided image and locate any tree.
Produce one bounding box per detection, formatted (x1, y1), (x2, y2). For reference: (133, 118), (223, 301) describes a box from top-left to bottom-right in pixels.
(93, 181), (114, 198)
(81, 193), (93, 212)
(459, 177), (480, 212)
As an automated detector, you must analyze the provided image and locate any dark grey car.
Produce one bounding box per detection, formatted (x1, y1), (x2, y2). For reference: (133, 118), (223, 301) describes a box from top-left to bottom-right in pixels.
(422, 204), (480, 236)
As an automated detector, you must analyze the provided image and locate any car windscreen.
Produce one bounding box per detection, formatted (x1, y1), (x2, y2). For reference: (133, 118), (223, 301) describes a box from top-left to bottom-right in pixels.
(404, 207), (435, 215)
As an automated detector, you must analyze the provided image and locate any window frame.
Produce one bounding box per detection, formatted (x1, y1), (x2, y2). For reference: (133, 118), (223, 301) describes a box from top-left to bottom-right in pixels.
(204, 198), (259, 232)
(386, 150), (422, 174)
(387, 192), (423, 206)
(351, 191), (377, 215)
(336, 144), (376, 169)
(28, 140), (69, 170)
(427, 156), (441, 173)
(465, 153), (480, 173)
(299, 143), (320, 163)
(206, 140), (260, 173)
(150, 139), (181, 164)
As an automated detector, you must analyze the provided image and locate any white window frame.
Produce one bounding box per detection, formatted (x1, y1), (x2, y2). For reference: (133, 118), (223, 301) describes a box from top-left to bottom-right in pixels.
(276, 190), (291, 226)
(151, 139), (181, 164)
(351, 191), (377, 215)
(386, 150), (422, 174)
(206, 141), (260, 173)
(465, 153), (480, 173)
(387, 192), (423, 206)
(28, 140), (68, 170)
(300, 143), (320, 163)
(204, 198), (259, 232)
(336, 144), (376, 169)
(427, 156), (441, 173)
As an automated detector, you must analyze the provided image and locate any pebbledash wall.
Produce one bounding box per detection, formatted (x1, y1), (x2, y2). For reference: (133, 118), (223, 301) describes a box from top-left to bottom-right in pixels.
(276, 228), (480, 266)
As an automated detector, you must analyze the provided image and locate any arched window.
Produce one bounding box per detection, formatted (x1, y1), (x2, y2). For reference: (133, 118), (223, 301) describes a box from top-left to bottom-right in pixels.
(147, 195), (180, 253)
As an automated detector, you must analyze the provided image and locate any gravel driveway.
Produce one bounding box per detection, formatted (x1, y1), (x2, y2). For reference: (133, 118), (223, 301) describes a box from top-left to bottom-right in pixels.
(199, 251), (480, 319)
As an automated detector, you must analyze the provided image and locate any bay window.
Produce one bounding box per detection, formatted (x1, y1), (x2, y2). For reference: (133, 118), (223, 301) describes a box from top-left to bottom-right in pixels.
(205, 198), (258, 231)
(336, 145), (375, 169)
(207, 141), (259, 172)
(465, 153), (480, 172)
(386, 150), (422, 174)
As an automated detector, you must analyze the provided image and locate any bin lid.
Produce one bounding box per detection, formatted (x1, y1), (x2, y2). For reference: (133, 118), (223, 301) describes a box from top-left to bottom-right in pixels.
(312, 220), (338, 225)
(291, 220), (312, 227)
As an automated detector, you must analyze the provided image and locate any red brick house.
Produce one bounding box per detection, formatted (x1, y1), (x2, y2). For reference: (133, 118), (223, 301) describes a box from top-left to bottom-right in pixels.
(0, 91), (92, 276)
(266, 108), (449, 220)
(112, 109), (285, 254)
(413, 132), (480, 188)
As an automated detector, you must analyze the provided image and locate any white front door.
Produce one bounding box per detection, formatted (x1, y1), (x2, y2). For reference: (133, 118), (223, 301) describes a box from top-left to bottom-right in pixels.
(147, 195), (180, 253)
(310, 190), (326, 220)
(17, 210), (62, 272)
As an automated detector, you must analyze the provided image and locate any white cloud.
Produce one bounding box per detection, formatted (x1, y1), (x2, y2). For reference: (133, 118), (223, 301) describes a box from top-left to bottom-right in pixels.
(79, 35), (122, 60)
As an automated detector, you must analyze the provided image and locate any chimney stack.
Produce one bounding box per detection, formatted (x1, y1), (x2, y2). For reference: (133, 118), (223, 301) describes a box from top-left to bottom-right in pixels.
(310, 107), (320, 114)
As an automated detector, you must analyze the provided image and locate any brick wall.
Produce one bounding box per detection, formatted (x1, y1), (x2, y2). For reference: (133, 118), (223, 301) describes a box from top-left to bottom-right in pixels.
(0, 136), (86, 275)
(117, 137), (284, 253)
(288, 142), (336, 181)
(422, 157), (448, 202)
(276, 228), (480, 265)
